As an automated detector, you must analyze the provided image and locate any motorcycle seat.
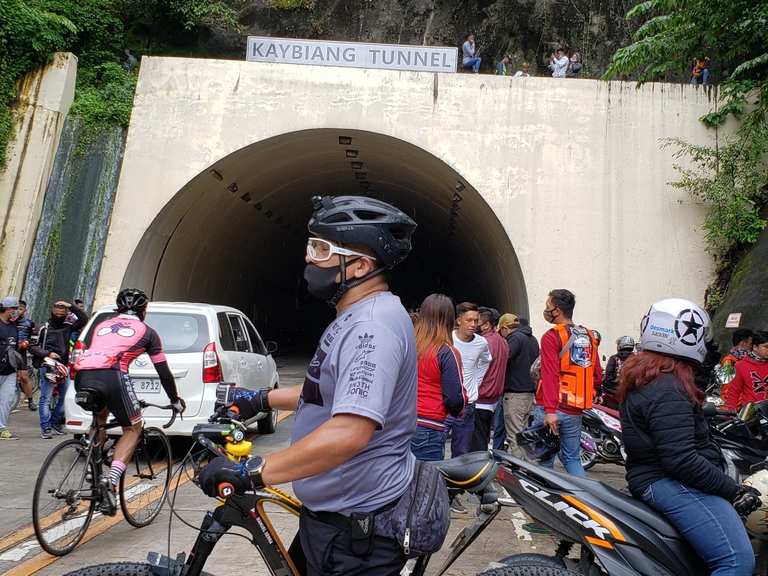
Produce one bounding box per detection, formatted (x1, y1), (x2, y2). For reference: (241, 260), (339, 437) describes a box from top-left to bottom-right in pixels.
(565, 475), (680, 538)
(593, 404), (620, 419)
(434, 451), (498, 492)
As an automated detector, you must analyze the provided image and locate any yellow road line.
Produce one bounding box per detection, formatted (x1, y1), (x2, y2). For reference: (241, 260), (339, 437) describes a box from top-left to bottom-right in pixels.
(2, 410), (294, 576)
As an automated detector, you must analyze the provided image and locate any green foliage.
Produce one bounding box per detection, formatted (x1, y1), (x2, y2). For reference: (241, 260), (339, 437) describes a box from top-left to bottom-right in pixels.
(0, 0), (76, 168)
(268, 0), (313, 8)
(70, 63), (136, 130)
(605, 0), (768, 259)
(0, 0), (245, 169)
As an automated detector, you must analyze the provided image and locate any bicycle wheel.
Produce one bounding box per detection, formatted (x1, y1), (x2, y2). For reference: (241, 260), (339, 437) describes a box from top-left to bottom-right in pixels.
(63, 562), (215, 576)
(119, 427), (172, 527)
(33, 439), (97, 556)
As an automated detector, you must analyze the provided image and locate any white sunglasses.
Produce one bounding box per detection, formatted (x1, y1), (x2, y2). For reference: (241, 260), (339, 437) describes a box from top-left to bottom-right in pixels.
(306, 237), (377, 262)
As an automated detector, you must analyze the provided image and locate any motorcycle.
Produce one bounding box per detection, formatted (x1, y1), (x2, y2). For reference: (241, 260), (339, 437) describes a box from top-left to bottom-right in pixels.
(485, 449), (708, 575)
(580, 401), (625, 471)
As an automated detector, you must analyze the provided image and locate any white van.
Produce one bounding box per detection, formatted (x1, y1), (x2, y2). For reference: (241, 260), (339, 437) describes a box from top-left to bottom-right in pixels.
(64, 302), (279, 436)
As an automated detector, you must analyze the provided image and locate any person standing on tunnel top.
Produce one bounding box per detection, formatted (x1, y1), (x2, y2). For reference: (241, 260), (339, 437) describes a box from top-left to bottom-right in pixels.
(462, 33), (482, 73)
(548, 48), (569, 78)
(199, 195), (442, 575)
(532, 289), (600, 477)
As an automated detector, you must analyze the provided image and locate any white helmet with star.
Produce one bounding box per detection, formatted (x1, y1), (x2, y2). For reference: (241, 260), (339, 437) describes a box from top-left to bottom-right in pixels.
(639, 298), (710, 364)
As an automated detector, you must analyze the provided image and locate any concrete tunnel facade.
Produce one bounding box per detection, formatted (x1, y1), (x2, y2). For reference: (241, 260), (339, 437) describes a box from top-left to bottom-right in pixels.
(96, 56), (719, 348)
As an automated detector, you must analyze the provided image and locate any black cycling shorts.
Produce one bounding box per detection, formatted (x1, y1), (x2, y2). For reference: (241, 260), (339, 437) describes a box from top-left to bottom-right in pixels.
(75, 369), (142, 427)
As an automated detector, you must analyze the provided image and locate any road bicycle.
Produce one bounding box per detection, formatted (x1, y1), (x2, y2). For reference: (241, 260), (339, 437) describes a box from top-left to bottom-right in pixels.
(32, 389), (178, 556)
(63, 407), (502, 576)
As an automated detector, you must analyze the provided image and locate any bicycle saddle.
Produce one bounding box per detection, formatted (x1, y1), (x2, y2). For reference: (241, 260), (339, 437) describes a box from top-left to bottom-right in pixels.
(434, 451), (498, 492)
(75, 388), (106, 412)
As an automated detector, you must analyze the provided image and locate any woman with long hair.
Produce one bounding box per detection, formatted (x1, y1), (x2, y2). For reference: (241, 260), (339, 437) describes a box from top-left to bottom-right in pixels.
(619, 298), (760, 576)
(411, 294), (466, 461)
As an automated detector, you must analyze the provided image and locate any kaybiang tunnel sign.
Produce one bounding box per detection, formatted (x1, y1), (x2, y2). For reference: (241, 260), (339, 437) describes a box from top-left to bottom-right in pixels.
(246, 36), (458, 73)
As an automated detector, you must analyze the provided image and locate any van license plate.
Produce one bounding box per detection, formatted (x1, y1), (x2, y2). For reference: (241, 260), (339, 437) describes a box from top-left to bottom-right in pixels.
(133, 379), (161, 394)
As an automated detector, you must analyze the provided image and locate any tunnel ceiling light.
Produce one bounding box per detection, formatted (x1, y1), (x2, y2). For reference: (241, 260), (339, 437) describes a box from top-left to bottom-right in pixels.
(355, 172), (368, 180)
(240, 192), (252, 202)
(455, 182), (465, 193)
(350, 161), (364, 170)
(227, 183), (239, 194)
(452, 192), (463, 203)
(209, 169), (223, 181)
(338, 136), (353, 145)
(345, 149), (359, 158)
(265, 210), (273, 218)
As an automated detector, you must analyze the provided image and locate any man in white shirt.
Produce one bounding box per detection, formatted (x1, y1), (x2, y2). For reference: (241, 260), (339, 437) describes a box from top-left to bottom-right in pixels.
(448, 302), (491, 460)
(549, 48), (569, 78)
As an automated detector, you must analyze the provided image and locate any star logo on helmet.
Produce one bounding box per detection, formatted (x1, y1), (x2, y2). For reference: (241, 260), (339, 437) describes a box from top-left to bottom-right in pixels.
(674, 309), (705, 347)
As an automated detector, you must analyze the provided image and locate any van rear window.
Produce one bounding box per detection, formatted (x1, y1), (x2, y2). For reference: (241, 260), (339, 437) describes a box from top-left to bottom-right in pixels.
(83, 311), (209, 353)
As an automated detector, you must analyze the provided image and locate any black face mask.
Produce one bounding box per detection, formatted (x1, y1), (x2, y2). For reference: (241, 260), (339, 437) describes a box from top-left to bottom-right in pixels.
(303, 264), (342, 302)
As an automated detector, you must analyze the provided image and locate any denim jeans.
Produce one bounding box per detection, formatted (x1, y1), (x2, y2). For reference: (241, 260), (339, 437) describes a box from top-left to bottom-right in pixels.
(410, 425), (447, 461)
(39, 367), (68, 432)
(492, 401), (506, 450)
(446, 403), (475, 458)
(641, 478), (754, 576)
(531, 405), (586, 477)
(463, 57), (481, 73)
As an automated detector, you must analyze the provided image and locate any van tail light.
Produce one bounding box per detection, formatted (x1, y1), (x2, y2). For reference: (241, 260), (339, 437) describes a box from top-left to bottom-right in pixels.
(69, 340), (86, 379)
(203, 342), (223, 384)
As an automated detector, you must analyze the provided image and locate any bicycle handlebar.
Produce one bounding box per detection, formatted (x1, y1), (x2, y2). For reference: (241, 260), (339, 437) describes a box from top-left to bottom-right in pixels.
(138, 401), (181, 429)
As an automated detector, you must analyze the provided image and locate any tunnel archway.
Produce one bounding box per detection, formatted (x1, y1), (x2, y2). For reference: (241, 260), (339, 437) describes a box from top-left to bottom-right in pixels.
(122, 129), (527, 352)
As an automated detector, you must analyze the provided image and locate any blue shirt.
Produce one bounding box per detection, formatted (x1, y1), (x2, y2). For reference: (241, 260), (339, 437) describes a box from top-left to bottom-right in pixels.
(291, 292), (417, 514)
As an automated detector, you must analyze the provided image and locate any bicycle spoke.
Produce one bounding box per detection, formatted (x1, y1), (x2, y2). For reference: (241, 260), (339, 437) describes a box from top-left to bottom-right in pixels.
(120, 428), (171, 527)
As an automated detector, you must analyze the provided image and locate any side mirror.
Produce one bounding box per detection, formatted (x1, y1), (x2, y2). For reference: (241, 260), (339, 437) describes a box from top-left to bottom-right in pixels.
(266, 341), (278, 355)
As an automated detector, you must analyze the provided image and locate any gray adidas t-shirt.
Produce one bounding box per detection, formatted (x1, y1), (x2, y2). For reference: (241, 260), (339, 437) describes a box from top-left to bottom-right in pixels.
(291, 291), (417, 514)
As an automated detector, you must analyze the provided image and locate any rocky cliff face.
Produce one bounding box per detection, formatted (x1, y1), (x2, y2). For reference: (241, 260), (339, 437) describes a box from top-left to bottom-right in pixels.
(206, 0), (637, 76)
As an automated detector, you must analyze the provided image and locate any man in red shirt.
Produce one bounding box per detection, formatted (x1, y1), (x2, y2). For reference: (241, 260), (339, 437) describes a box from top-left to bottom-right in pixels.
(533, 289), (601, 477)
(472, 308), (509, 451)
(723, 331), (768, 411)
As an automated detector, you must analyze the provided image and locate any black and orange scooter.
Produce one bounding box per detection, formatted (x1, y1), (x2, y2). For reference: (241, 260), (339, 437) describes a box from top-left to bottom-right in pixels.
(485, 450), (708, 576)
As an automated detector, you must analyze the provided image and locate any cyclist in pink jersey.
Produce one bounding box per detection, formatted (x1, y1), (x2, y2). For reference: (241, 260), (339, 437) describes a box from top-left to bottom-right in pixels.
(73, 288), (186, 515)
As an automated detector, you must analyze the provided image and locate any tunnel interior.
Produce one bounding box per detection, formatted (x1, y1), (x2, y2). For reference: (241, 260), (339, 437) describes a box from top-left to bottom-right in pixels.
(123, 129), (528, 352)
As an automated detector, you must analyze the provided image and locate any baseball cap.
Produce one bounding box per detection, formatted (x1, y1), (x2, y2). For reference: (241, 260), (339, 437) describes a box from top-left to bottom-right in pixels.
(1, 296), (19, 308)
(498, 313), (520, 330)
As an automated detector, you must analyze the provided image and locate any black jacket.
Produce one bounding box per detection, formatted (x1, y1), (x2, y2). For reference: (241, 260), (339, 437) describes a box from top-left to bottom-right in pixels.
(31, 306), (88, 366)
(603, 351), (633, 393)
(504, 325), (540, 393)
(621, 374), (738, 501)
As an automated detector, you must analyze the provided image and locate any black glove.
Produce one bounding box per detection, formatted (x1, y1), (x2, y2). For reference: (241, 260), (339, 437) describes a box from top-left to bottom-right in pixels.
(732, 485), (762, 516)
(198, 456), (251, 498)
(230, 388), (271, 420)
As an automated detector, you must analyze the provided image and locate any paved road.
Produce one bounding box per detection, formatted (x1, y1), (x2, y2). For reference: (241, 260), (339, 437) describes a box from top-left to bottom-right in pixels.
(0, 358), (627, 576)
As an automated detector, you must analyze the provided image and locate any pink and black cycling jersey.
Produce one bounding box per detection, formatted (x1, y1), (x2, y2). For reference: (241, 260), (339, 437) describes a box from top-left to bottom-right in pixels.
(75, 314), (166, 373)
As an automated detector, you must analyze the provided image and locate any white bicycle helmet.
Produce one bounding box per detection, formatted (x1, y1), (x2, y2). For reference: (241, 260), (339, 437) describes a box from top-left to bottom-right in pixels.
(639, 298), (710, 364)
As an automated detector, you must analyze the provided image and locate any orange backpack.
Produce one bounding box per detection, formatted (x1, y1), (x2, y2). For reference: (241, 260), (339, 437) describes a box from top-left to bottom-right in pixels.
(554, 324), (597, 410)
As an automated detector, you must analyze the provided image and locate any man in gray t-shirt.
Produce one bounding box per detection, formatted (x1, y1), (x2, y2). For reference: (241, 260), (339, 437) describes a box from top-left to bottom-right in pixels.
(198, 195), (418, 575)
(292, 290), (416, 513)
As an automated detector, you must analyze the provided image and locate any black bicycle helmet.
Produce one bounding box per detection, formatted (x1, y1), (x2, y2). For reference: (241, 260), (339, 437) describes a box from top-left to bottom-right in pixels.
(116, 288), (149, 315)
(308, 196), (417, 269)
(516, 423), (560, 462)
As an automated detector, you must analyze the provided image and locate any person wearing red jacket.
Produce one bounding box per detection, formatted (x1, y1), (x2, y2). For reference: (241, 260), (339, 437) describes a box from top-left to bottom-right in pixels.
(533, 289), (601, 477)
(472, 308), (508, 450)
(723, 331), (768, 411)
(411, 294), (466, 461)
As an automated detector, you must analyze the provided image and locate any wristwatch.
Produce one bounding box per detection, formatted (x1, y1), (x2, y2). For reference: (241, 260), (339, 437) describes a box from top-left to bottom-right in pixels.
(245, 456), (266, 487)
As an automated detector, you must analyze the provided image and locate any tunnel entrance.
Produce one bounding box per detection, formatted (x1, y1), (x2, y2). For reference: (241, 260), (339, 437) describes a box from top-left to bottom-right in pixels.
(122, 129), (527, 353)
